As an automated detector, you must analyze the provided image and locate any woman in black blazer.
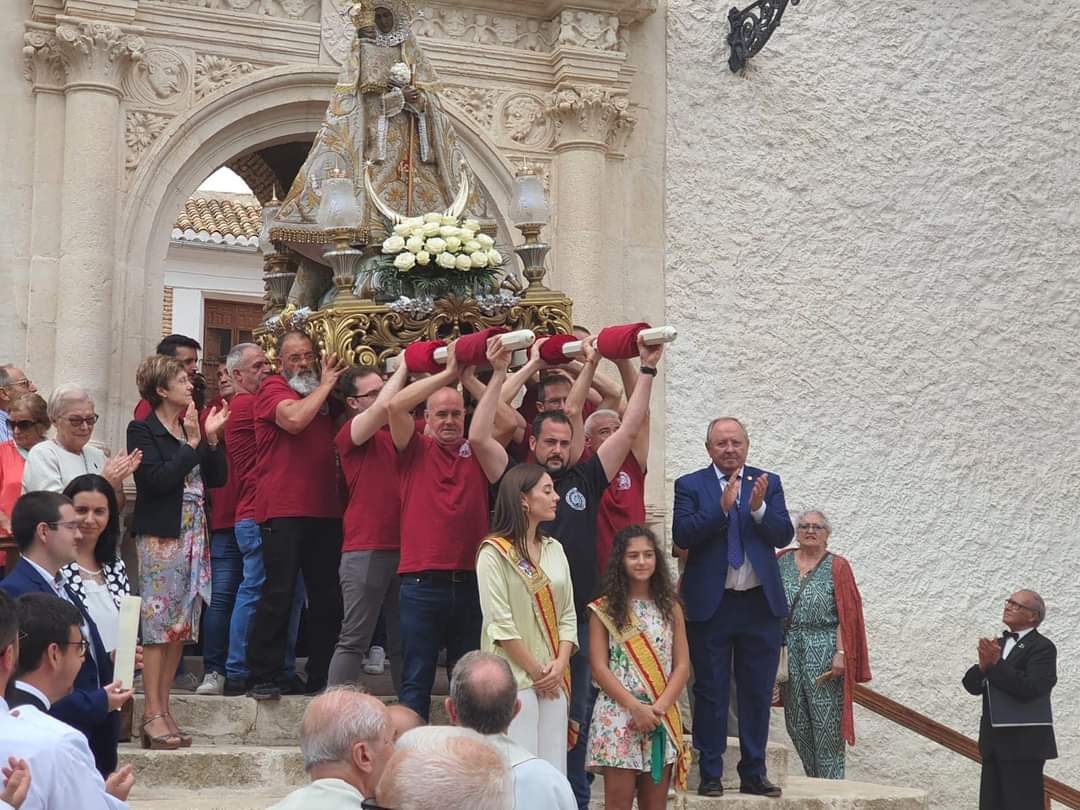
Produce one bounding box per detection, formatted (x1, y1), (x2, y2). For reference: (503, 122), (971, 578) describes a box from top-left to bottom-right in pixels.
(127, 355), (229, 750)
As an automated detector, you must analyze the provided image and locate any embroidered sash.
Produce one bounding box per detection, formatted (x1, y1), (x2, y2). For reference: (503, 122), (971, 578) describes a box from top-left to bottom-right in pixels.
(588, 596), (690, 791)
(480, 536), (578, 749)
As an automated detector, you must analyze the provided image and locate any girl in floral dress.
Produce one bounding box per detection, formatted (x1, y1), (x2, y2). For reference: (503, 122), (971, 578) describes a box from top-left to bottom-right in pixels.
(587, 525), (690, 810)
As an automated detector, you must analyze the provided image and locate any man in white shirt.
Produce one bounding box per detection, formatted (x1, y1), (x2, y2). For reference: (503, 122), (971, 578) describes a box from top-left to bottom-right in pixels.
(267, 687), (395, 810)
(445, 651), (576, 810)
(0, 589), (133, 810)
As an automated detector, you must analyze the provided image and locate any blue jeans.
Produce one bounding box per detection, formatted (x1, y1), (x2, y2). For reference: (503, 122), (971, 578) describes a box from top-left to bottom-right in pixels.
(397, 573), (481, 721)
(566, 617), (597, 810)
(227, 519), (304, 681)
(203, 530), (243, 675)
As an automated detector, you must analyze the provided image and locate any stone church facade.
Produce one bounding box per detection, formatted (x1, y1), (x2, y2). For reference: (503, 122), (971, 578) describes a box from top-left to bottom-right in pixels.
(2, 1), (1078, 807)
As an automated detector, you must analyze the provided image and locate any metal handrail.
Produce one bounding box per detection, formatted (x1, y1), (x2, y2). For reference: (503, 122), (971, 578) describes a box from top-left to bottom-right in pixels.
(852, 684), (1080, 809)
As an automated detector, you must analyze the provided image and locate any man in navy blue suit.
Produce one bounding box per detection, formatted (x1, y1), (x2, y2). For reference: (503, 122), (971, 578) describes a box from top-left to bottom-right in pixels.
(2, 491), (133, 778)
(673, 417), (793, 798)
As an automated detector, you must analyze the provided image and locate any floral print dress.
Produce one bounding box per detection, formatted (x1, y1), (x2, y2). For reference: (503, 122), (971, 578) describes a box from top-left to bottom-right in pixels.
(136, 466), (211, 644)
(587, 598), (677, 773)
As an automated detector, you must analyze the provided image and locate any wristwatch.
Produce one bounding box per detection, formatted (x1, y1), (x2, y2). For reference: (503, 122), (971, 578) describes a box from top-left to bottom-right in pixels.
(640, 365), (658, 376)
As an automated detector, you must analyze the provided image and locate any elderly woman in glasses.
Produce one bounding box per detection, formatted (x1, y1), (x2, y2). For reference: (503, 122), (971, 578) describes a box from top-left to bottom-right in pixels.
(776, 510), (871, 780)
(21, 384), (141, 506)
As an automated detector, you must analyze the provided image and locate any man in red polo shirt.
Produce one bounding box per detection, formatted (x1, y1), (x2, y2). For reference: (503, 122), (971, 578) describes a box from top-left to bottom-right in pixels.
(247, 330), (346, 700)
(328, 360), (409, 692)
(582, 356), (650, 574)
(388, 343), (504, 720)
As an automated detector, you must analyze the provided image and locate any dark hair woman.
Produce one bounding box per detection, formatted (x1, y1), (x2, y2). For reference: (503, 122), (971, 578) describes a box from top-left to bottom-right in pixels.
(476, 463), (577, 775)
(61, 474), (131, 654)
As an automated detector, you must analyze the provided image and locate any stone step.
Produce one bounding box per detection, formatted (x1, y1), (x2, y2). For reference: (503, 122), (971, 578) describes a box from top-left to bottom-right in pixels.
(121, 745), (304, 795)
(128, 776), (925, 810)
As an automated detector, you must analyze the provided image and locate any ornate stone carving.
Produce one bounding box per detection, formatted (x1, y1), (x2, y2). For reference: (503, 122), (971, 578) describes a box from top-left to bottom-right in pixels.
(412, 5), (556, 53)
(55, 18), (144, 90)
(193, 53), (257, 99)
(124, 47), (189, 106)
(126, 111), (171, 170)
(501, 94), (551, 147)
(158, 0), (319, 22)
(545, 84), (633, 149)
(555, 10), (620, 51)
(442, 85), (501, 130)
(23, 28), (66, 90)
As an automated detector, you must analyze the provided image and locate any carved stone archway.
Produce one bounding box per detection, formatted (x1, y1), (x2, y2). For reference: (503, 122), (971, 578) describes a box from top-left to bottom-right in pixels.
(110, 64), (517, 445)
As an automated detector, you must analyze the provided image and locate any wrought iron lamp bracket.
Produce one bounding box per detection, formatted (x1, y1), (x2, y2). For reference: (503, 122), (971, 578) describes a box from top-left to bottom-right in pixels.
(727, 0), (801, 73)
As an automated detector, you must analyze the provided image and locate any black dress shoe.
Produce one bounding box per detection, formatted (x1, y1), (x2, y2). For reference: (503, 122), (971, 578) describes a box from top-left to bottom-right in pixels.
(697, 779), (724, 797)
(248, 682), (282, 701)
(223, 677), (250, 696)
(740, 777), (782, 797)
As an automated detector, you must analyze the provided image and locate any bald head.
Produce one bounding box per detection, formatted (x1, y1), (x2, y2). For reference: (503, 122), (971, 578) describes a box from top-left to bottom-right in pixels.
(377, 727), (511, 810)
(386, 703), (424, 740)
(447, 650), (518, 735)
(425, 386), (466, 444)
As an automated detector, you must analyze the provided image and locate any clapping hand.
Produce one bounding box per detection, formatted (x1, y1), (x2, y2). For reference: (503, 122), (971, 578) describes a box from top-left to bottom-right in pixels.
(183, 401), (201, 448)
(1, 757), (30, 809)
(102, 449), (142, 487)
(720, 470), (740, 514)
(749, 473), (769, 511)
(203, 401), (231, 442)
(978, 638), (1001, 671)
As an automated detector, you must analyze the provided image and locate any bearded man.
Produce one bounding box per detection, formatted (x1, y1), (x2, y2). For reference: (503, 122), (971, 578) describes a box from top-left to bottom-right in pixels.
(247, 330), (347, 700)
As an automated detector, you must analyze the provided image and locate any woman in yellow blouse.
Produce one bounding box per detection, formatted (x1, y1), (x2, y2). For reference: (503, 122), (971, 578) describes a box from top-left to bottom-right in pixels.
(477, 463), (578, 774)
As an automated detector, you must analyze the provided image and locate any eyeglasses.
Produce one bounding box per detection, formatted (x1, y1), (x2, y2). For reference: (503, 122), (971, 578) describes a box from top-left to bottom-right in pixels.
(360, 801), (396, 810)
(797, 523), (827, 531)
(61, 638), (89, 656)
(6, 419), (42, 431)
(61, 415), (98, 428)
(46, 520), (81, 532)
(1004, 598), (1037, 614)
(4, 378), (32, 390)
(284, 352), (317, 364)
(349, 390), (381, 400)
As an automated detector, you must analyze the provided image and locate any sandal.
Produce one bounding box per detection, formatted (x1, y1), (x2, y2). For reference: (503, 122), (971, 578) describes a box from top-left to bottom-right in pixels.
(164, 712), (193, 747)
(141, 713), (181, 750)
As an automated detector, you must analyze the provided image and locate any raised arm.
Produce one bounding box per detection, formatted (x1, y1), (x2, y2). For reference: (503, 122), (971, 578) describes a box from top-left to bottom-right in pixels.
(468, 338), (512, 483)
(595, 336), (662, 483)
(388, 343), (459, 451)
(461, 367), (518, 446)
(615, 357), (648, 468)
(274, 355), (346, 435)
(500, 337), (547, 405)
(350, 361), (409, 446)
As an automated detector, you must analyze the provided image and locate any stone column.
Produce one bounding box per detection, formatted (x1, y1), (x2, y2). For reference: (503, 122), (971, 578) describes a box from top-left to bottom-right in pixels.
(22, 25), (67, 394)
(545, 83), (635, 330)
(52, 17), (143, 415)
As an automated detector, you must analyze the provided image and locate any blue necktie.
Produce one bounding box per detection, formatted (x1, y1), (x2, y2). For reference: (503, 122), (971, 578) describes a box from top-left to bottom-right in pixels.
(726, 478), (744, 569)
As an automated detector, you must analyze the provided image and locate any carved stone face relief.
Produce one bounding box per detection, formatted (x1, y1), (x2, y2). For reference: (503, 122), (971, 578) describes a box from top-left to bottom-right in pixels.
(502, 95), (549, 146)
(126, 47), (189, 106)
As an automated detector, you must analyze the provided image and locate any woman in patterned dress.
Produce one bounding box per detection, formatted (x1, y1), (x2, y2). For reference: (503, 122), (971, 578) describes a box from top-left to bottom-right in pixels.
(128, 355), (229, 750)
(587, 525), (689, 810)
(62, 473), (130, 652)
(777, 510), (871, 779)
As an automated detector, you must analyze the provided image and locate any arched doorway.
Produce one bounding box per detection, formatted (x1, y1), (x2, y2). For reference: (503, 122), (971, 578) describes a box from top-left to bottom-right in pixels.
(111, 64), (518, 442)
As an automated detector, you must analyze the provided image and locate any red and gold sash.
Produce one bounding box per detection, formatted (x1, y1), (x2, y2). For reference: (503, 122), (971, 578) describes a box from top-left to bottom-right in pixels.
(480, 536), (578, 749)
(588, 596), (690, 791)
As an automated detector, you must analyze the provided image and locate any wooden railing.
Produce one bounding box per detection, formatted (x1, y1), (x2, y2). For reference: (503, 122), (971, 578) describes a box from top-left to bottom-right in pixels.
(852, 683), (1080, 810)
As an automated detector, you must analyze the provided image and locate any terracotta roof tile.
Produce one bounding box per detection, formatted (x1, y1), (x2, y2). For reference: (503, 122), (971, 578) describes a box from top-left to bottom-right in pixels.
(172, 192), (262, 247)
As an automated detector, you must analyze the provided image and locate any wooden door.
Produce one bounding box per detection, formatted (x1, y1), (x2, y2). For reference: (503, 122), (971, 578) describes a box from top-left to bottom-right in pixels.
(202, 299), (264, 402)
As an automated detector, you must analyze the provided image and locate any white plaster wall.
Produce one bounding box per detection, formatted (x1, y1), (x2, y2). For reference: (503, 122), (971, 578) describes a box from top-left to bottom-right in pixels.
(665, 1), (1080, 807)
(163, 241), (264, 341)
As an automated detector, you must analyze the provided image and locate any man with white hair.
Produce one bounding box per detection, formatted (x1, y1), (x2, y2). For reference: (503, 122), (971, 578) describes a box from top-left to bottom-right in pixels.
(446, 651), (575, 810)
(267, 687), (395, 809)
(377, 726), (512, 810)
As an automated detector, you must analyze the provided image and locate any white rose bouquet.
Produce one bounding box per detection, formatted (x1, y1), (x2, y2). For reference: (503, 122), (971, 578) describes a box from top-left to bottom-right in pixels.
(373, 211), (507, 300)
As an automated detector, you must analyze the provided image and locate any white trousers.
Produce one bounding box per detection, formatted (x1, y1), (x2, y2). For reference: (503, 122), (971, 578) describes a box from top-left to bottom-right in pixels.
(508, 687), (568, 775)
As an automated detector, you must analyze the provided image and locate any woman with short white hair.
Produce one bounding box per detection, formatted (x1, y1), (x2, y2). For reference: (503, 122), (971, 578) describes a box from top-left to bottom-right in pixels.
(22, 384), (141, 504)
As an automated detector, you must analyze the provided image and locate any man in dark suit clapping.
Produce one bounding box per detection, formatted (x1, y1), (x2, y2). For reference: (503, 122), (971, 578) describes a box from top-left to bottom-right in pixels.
(963, 590), (1057, 810)
(673, 417), (793, 798)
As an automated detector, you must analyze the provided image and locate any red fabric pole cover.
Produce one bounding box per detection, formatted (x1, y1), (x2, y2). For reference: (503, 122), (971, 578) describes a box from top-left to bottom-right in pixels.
(403, 340), (447, 374)
(538, 334), (577, 365)
(454, 327), (509, 367)
(596, 322), (651, 360)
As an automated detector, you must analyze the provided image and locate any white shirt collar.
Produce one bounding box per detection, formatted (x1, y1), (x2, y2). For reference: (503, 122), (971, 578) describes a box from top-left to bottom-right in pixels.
(13, 681), (51, 710)
(713, 465), (744, 482)
(23, 557), (62, 594)
(1015, 627), (1035, 641)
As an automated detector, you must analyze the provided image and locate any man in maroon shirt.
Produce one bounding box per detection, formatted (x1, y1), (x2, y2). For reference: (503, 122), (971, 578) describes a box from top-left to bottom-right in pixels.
(388, 343), (504, 720)
(328, 361), (409, 692)
(247, 331), (346, 700)
(220, 343), (304, 695)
